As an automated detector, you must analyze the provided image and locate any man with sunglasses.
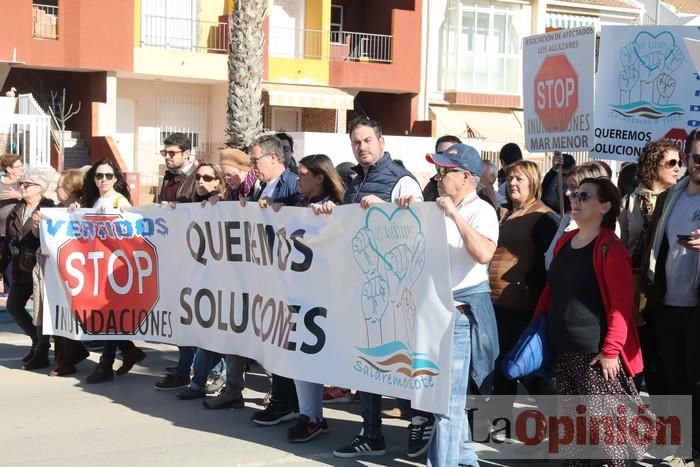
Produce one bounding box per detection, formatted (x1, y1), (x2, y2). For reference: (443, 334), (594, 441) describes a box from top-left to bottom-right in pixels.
(154, 133), (198, 391)
(157, 132), (197, 204)
(643, 128), (700, 467)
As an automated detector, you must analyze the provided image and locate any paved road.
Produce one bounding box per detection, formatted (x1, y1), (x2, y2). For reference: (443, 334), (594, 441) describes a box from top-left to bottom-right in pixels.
(0, 322), (654, 467)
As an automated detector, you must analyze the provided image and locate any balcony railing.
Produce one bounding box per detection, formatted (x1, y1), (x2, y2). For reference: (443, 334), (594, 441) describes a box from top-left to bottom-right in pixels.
(331, 31), (393, 63)
(269, 28), (393, 64)
(140, 15), (228, 53)
(33, 4), (58, 39)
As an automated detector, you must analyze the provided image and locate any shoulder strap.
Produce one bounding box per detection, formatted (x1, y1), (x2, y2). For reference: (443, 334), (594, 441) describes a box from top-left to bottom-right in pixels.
(113, 195), (125, 209)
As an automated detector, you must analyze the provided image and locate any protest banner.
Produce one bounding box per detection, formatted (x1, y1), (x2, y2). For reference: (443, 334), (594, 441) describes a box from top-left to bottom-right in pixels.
(594, 26), (700, 162)
(523, 27), (595, 153)
(40, 202), (456, 414)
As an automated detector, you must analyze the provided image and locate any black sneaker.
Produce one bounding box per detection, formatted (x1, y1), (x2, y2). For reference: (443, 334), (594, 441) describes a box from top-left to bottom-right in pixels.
(85, 358), (114, 384)
(251, 404), (297, 426)
(203, 390), (245, 409)
(333, 435), (386, 458)
(406, 415), (435, 458)
(154, 373), (190, 391)
(287, 415), (328, 443)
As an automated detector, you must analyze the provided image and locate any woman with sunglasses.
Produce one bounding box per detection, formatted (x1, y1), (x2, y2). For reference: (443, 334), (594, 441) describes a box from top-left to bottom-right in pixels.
(618, 139), (681, 396)
(153, 162), (226, 392)
(271, 154), (345, 443)
(0, 167), (55, 370)
(534, 177), (644, 466)
(79, 159), (147, 384)
(489, 160), (559, 399)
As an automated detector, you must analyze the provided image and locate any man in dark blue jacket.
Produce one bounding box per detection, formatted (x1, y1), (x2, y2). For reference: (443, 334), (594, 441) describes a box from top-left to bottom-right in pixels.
(248, 134), (304, 425)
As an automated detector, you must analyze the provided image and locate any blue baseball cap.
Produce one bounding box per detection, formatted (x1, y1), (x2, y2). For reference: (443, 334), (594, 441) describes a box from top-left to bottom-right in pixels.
(426, 143), (483, 176)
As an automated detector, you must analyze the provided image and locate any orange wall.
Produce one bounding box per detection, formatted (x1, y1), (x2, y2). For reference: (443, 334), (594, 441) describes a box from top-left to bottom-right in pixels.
(0, 0), (133, 72)
(329, 0), (421, 92)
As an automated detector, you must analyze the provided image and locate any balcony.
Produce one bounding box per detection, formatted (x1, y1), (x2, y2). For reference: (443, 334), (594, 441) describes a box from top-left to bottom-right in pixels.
(267, 27), (392, 63)
(140, 15), (228, 53)
(33, 3), (58, 39)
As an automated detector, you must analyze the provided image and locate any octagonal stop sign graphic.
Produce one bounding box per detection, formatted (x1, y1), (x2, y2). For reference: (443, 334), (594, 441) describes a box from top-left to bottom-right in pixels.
(664, 128), (688, 151)
(535, 54), (578, 132)
(57, 231), (159, 334)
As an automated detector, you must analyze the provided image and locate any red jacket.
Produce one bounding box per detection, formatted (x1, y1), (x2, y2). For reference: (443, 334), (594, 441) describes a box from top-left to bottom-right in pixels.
(533, 228), (643, 377)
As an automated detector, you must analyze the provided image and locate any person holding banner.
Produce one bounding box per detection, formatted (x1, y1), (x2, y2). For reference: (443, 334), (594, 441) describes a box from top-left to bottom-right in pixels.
(392, 142), (499, 466)
(79, 159), (147, 384)
(1, 167), (55, 370)
(312, 116), (423, 458)
(46, 169), (90, 376)
(285, 153), (346, 443)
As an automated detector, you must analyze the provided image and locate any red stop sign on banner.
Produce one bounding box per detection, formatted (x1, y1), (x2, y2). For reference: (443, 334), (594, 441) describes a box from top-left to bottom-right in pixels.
(57, 223), (160, 334)
(535, 54), (578, 132)
(664, 128), (688, 151)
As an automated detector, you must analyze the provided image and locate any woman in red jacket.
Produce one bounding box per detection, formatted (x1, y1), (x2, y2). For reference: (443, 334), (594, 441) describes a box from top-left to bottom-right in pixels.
(534, 177), (644, 466)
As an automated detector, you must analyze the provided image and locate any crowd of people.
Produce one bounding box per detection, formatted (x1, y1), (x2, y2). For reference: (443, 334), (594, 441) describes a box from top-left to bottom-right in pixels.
(1, 117), (699, 467)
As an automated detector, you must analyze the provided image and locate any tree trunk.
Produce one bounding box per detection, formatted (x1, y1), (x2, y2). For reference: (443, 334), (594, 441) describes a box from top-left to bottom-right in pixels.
(225, 0), (267, 150)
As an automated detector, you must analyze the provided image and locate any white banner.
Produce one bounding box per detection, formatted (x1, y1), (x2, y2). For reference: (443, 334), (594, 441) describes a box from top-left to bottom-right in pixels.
(523, 27), (596, 153)
(40, 202), (456, 414)
(594, 26), (700, 162)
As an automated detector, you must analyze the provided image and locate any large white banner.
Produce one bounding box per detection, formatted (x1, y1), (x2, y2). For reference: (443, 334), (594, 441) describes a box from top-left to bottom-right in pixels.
(40, 202), (456, 414)
(523, 27), (596, 153)
(594, 26), (700, 162)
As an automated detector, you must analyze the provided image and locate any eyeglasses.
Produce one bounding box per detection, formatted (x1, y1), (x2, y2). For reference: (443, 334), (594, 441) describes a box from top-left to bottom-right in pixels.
(21, 181), (39, 188)
(660, 159), (683, 169)
(435, 167), (465, 178)
(195, 174), (216, 182)
(94, 172), (115, 181)
(568, 191), (596, 202)
(160, 149), (184, 158)
(249, 153), (275, 166)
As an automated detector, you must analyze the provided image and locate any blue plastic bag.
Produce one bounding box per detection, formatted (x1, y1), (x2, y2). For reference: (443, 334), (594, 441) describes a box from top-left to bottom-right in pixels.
(502, 314), (552, 380)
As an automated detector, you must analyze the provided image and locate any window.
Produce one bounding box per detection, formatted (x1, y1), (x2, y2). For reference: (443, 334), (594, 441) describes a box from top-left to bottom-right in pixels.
(141, 0), (197, 50)
(33, 0), (59, 39)
(330, 5), (344, 44)
(157, 96), (208, 157)
(441, 0), (528, 95)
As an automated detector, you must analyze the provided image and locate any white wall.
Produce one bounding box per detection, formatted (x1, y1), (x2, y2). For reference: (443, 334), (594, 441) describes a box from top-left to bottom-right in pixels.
(116, 78), (228, 185)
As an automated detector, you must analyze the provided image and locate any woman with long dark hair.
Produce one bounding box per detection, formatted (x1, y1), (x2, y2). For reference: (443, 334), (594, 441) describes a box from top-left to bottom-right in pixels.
(77, 159), (146, 384)
(534, 177), (644, 466)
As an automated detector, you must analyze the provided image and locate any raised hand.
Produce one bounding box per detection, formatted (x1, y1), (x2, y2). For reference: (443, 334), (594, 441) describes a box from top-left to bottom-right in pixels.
(353, 228), (378, 275)
(361, 276), (389, 323)
(656, 73), (676, 104)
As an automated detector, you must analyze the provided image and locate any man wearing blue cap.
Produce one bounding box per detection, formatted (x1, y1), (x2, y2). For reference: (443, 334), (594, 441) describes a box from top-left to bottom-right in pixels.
(396, 142), (500, 467)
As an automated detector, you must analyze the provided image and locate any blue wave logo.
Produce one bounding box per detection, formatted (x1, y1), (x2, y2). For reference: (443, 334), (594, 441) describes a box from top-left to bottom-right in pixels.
(610, 101), (683, 120)
(357, 341), (440, 377)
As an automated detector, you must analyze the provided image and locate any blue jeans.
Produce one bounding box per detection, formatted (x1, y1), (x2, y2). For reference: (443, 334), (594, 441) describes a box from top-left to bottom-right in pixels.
(294, 380), (324, 421)
(428, 308), (480, 467)
(190, 348), (222, 390)
(360, 392), (383, 438)
(175, 346), (196, 378)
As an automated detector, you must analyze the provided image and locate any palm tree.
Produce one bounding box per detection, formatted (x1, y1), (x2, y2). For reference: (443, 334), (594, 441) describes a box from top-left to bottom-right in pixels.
(225, 0), (267, 149)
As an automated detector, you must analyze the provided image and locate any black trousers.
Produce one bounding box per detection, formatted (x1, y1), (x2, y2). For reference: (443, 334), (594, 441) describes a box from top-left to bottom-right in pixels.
(654, 304), (700, 454)
(270, 374), (298, 412)
(6, 280), (36, 342)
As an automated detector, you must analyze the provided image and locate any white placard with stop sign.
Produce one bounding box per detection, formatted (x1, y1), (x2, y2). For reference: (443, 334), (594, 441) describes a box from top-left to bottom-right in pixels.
(523, 27), (596, 153)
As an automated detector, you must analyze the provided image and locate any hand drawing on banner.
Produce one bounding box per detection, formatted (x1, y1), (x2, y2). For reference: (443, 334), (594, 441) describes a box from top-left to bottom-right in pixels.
(615, 31), (685, 108)
(352, 207), (425, 350)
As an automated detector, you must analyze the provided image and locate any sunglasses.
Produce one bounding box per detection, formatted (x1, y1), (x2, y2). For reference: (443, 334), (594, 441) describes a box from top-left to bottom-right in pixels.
(568, 191), (596, 202)
(94, 172), (115, 181)
(160, 149), (184, 158)
(660, 159), (683, 169)
(436, 167), (465, 177)
(21, 181), (39, 188)
(195, 174), (217, 182)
